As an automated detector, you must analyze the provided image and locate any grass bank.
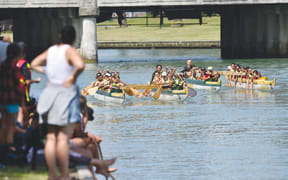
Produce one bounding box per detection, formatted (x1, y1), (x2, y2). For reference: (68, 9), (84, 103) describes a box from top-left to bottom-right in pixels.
(0, 166), (48, 180)
(0, 166), (78, 180)
(97, 16), (220, 41)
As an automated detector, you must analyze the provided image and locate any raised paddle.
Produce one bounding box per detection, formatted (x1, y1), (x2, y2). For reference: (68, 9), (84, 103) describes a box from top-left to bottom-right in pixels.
(153, 85), (162, 100)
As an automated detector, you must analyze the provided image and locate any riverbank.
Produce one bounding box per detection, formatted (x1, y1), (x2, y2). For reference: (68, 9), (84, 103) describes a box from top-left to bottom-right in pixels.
(97, 40), (220, 49)
(97, 16), (220, 41)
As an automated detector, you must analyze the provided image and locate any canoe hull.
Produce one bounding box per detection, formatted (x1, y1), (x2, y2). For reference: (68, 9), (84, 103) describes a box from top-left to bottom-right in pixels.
(234, 82), (274, 90)
(93, 89), (125, 103)
(232, 78), (276, 90)
(151, 88), (188, 101)
(185, 79), (221, 90)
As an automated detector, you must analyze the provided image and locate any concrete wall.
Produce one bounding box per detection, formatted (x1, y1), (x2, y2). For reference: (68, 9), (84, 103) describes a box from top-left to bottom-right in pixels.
(98, 41), (220, 49)
(221, 5), (288, 58)
(11, 8), (82, 59)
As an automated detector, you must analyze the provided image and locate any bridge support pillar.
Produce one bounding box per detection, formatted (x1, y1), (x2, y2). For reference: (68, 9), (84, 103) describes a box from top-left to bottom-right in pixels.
(221, 5), (288, 59)
(80, 17), (98, 62)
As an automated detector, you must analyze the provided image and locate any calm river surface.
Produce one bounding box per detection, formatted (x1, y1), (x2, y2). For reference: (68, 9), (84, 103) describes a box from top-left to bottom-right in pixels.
(31, 49), (288, 180)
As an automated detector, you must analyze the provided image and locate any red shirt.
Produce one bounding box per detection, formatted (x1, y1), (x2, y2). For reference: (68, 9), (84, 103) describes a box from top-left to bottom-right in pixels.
(0, 60), (25, 105)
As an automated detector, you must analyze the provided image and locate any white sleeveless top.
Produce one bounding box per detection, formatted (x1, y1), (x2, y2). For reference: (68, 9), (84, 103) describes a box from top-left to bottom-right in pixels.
(46, 44), (74, 85)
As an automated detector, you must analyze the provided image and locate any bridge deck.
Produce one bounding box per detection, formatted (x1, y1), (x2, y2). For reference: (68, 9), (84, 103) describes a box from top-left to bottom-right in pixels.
(1, 0), (288, 8)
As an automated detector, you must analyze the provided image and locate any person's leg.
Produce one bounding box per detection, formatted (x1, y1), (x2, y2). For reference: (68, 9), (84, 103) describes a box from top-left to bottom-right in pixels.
(0, 109), (8, 144)
(56, 124), (75, 180)
(17, 106), (24, 126)
(71, 137), (88, 148)
(6, 112), (16, 144)
(88, 143), (99, 160)
(45, 126), (58, 179)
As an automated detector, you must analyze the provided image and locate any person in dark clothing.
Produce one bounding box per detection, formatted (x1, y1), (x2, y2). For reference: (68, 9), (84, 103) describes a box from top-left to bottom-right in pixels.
(150, 64), (162, 83)
(181, 59), (195, 73)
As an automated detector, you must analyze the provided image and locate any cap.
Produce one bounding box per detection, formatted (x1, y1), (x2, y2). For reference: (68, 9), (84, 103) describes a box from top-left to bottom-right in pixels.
(207, 66), (213, 71)
(227, 66), (232, 70)
(105, 73), (111, 77)
(96, 72), (102, 78)
(162, 71), (167, 76)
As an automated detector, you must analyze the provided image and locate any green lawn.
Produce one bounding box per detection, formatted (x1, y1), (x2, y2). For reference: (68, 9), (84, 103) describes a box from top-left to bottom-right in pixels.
(0, 166), (78, 180)
(97, 16), (220, 41)
(0, 166), (48, 180)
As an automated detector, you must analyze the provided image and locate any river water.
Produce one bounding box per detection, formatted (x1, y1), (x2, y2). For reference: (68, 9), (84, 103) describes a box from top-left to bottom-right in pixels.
(31, 49), (288, 180)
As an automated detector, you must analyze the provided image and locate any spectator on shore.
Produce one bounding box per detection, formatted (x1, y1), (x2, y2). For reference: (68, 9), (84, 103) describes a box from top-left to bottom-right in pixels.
(31, 25), (115, 180)
(16, 42), (41, 127)
(0, 35), (11, 64)
(0, 43), (26, 146)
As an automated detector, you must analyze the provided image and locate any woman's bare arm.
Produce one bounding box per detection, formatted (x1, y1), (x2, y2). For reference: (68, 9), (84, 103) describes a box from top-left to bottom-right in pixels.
(64, 47), (85, 87)
(31, 50), (48, 73)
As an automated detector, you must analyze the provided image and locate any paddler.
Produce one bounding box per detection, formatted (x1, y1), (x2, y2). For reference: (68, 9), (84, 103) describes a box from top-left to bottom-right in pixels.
(151, 64), (162, 83)
(181, 59), (195, 73)
(111, 72), (126, 88)
(99, 72), (113, 92)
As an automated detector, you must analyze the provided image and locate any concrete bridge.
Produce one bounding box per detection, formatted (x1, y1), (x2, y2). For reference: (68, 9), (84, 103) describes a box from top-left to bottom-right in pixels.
(1, 0), (288, 60)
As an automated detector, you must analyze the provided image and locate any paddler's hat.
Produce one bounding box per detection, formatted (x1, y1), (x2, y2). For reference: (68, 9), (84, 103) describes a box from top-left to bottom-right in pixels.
(105, 73), (111, 77)
(207, 66), (213, 71)
(96, 72), (102, 78)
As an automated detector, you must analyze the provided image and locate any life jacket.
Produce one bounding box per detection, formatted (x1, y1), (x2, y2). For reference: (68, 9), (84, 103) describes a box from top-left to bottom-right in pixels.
(16, 59), (31, 102)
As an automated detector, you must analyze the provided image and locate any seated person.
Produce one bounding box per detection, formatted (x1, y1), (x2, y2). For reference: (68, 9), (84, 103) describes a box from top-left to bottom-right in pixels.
(150, 64), (162, 83)
(181, 59), (195, 73)
(98, 73), (113, 92)
(111, 72), (126, 88)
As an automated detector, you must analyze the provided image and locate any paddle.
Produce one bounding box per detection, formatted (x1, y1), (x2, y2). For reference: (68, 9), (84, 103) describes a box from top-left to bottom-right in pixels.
(153, 86), (162, 99)
(81, 81), (96, 96)
(96, 143), (116, 180)
(187, 87), (197, 97)
(87, 87), (99, 96)
(144, 88), (152, 96)
(131, 88), (143, 98)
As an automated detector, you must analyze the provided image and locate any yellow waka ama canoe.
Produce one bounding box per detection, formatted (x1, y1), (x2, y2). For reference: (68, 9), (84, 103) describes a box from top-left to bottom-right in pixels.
(233, 77), (276, 90)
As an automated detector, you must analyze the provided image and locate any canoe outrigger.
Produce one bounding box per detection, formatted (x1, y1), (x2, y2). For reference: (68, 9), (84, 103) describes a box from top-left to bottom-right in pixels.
(185, 78), (221, 90)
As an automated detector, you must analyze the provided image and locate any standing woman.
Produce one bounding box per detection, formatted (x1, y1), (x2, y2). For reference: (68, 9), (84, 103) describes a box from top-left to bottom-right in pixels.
(0, 43), (25, 145)
(31, 25), (85, 180)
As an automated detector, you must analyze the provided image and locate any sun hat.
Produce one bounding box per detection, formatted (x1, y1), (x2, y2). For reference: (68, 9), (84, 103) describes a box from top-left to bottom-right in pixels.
(96, 72), (102, 78)
(105, 73), (111, 77)
(161, 71), (167, 76)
